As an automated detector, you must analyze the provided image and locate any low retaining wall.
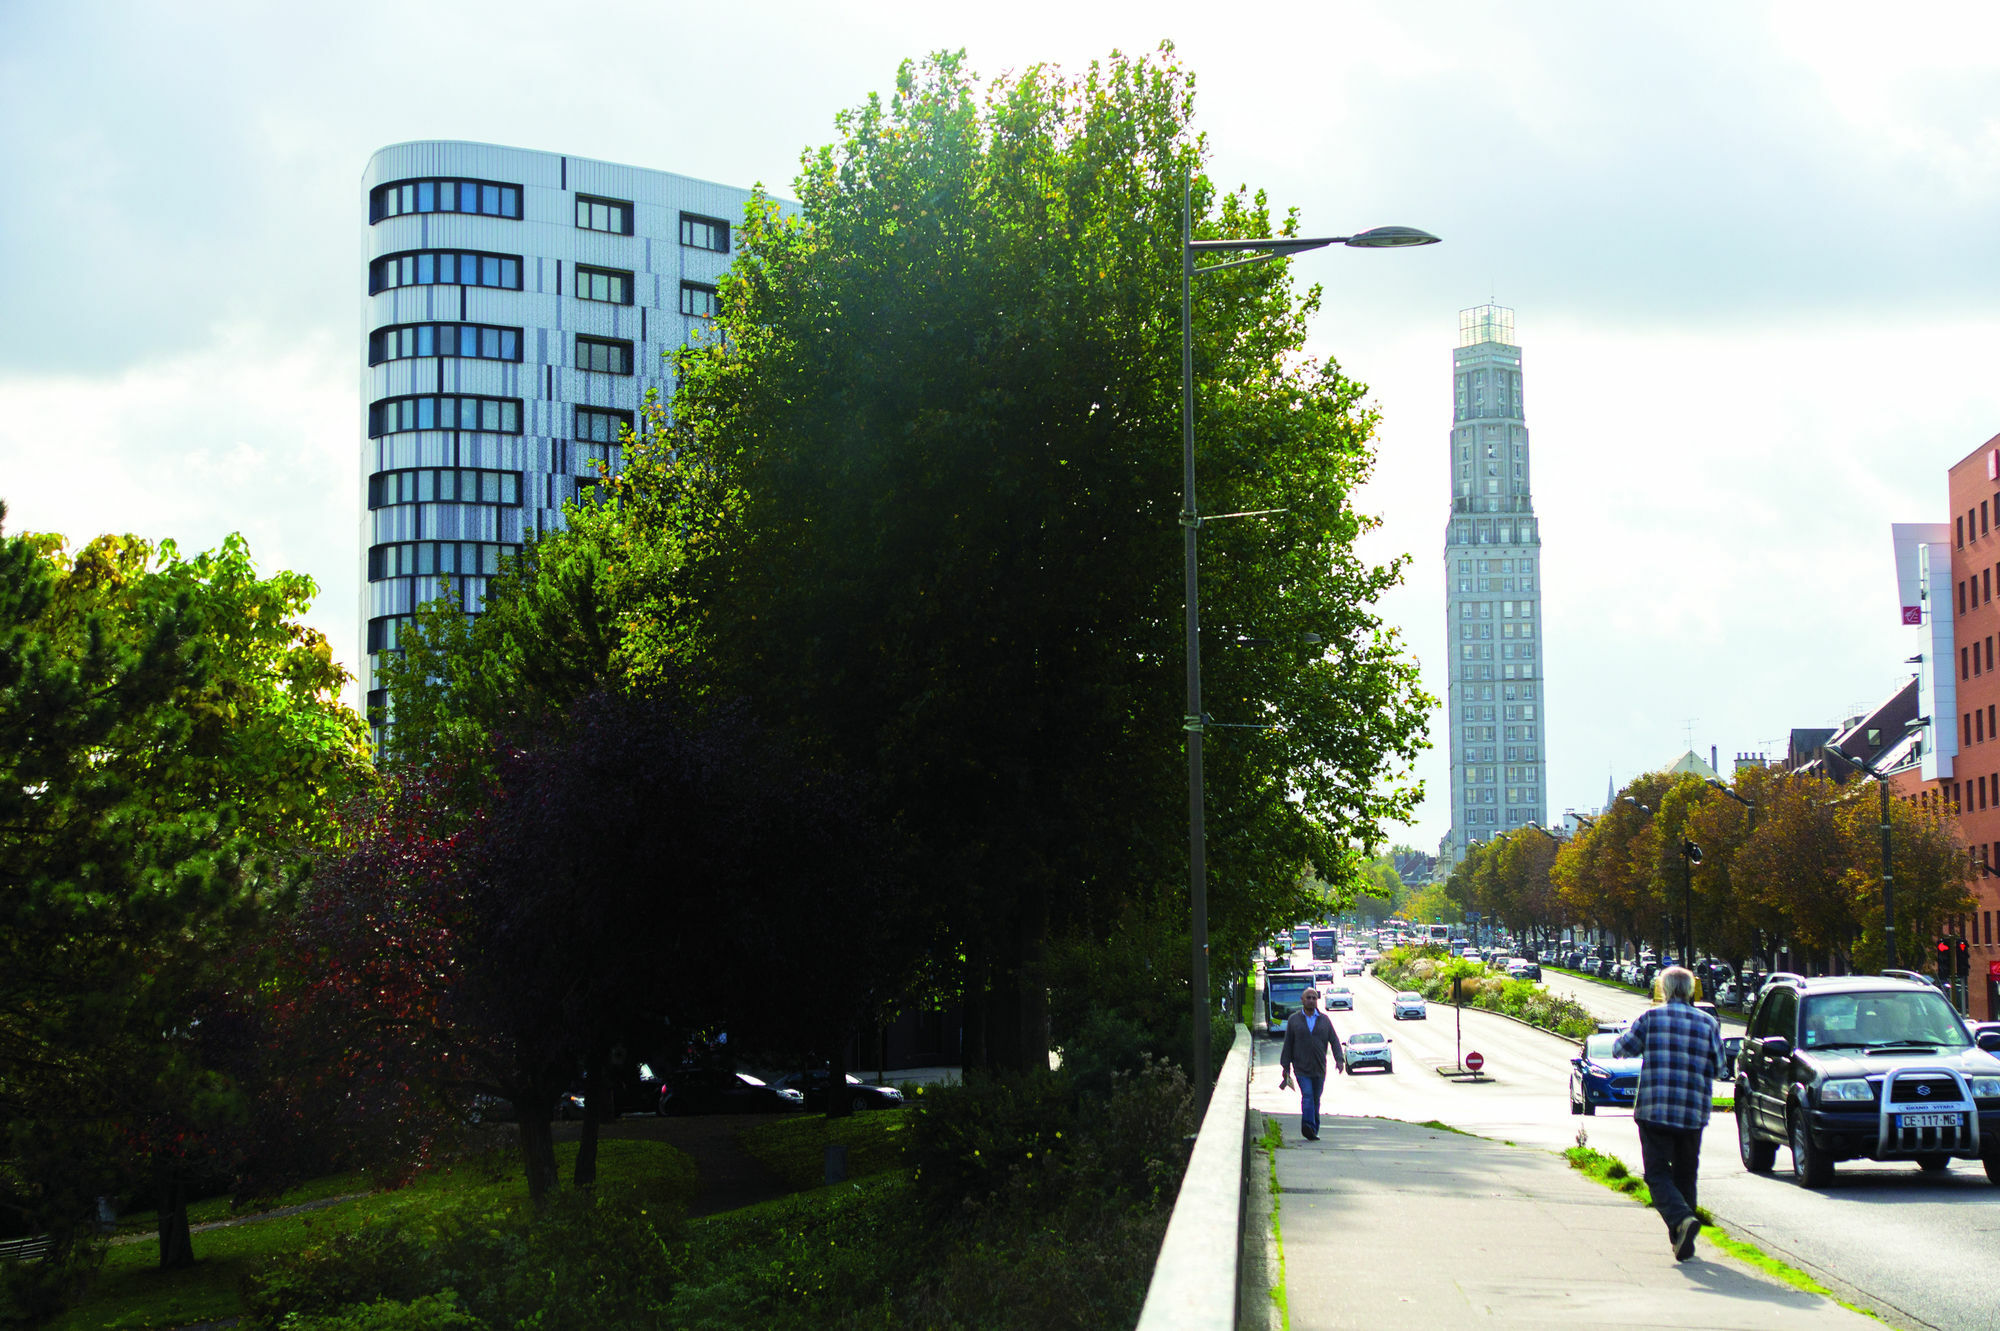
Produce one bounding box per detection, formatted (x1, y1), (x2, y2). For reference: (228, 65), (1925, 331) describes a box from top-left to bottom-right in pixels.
(1134, 1022), (1253, 1331)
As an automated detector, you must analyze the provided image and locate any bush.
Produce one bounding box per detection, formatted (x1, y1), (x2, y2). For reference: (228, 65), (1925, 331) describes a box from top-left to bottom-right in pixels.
(268, 1290), (481, 1331)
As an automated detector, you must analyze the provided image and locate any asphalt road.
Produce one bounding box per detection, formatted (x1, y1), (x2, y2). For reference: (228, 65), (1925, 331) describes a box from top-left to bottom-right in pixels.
(1273, 962), (1999, 1331)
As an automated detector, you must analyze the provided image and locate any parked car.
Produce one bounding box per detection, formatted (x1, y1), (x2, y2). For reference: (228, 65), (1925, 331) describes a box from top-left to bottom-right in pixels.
(658, 1068), (805, 1116)
(1735, 974), (2000, 1187)
(773, 1070), (906, 1112)
(1392, 992), (1428, 1020)
(1507, 959), (1542, 982)
(1324, 986), (1354, 1011)
(1344, 1031), (1393, 1073)
(1570, 1032), (1641, 1116)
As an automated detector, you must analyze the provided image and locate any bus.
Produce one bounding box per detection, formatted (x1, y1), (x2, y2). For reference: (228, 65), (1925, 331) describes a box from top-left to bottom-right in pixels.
(1425, 923), (1451, 946)
(1267, 969), (1313, 1027)
(1309, 928), (1339, 962)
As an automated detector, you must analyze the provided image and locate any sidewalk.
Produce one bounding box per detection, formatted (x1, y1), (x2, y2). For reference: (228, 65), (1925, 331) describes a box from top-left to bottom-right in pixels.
(1256, 1059), (1876, 1328)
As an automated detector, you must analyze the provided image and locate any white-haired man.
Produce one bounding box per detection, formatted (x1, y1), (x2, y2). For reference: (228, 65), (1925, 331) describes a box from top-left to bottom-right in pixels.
(1614, 965), (1724, 1261)
(1278, 987), (1344, 1141)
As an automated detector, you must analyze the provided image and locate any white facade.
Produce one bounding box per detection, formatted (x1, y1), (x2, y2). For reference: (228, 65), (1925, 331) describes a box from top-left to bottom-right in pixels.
(358, 140), (758, 724)
(1438, 306), (1548, 876)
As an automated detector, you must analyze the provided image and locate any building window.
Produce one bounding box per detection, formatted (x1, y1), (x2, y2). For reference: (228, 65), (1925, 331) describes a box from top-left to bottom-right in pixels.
(574, 194), (634, 235)
(575, 265), (634, 305)
(370, 540), (513, 578)
(371, 178), (521, 223)
(368, 468), (522, 509)
(369, 322), (522, 365)
(370, 250), (522, 294)
(680, 212), (730, 252)
(680, 281), (720, 318)
(576, 334), (634, 375)
(367, 615), (413, 652)
(368, 395), (523, 437)
(574, 406), (634, 443)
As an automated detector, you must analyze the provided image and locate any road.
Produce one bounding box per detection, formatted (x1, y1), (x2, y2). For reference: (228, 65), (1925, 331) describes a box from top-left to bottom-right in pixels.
(1259, 958), (1999, 1331)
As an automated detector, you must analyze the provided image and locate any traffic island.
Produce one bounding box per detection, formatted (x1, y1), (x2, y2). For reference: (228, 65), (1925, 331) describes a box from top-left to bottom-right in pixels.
(1433, 1065), (1492, 1081)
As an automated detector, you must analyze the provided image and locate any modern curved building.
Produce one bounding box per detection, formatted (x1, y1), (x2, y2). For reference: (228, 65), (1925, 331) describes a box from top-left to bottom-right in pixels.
(358, 140), (757, 731)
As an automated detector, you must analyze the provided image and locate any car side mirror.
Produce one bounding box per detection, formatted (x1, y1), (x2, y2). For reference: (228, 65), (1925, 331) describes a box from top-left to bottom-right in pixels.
(1722, 1037), (1743, 1057)
(1977, 1031), (2000, 1053)
(1758, 1035), (1792, 1058)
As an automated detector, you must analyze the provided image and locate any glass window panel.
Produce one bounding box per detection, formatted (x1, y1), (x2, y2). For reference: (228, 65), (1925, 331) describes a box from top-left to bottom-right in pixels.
(502, 402), (518, 432)
(416, 470), (433, 501)
(501, 475), (517, 504)
(501, 330), (517, 360)
(479, 256), (496, 286)
(417, 543), (434, 574)
(438, 543), (455, 573)
(399, 255), (413, 285)
(502, 187), (518, 217)
(438, 180), (456, 212)
(482, 184), (499, 215)
(416, 253), (434, 284)
(502, 259), (517, 288)
(594, 202), (610, 230)
(480, 327), (497, 358)
(418, 397), (437, 429)
(444, 253), (462, 284)
(480, 400), (497, 430)
(400, 184), (414, 213)
(417, 181), (435, 212)
(481, 473), (499, 502)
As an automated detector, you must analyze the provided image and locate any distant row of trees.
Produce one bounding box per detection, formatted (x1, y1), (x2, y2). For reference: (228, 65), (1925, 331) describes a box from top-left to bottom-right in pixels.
(1445, 765), (1974, 972)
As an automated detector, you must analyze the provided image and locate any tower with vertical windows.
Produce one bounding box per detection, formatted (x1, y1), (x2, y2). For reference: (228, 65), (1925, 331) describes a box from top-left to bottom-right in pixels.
(360, 142), (757, 741)
(1437, 305), (1547, 878)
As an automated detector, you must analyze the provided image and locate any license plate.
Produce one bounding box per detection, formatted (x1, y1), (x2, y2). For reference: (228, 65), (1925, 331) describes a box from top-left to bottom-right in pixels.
(1899, 1112), (1960, 1129)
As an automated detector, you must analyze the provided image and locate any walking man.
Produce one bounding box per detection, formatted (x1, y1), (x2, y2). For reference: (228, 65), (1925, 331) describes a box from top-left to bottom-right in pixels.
(1614, 965), (1724, 1261)
(1278, 987), (1343, 1141)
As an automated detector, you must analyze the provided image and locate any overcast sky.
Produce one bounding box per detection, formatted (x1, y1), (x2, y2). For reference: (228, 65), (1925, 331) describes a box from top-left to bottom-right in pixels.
(4, 0), (1997, 854)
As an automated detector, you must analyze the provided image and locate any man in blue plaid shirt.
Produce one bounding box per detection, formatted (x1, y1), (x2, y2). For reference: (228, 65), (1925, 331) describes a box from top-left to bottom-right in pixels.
(1613, 966), (1724, 1261)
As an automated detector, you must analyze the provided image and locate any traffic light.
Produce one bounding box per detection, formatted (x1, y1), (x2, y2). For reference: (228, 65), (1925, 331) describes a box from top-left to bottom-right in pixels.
(1956, 935), (1972, 980)
(1939, 936), (1954, 976)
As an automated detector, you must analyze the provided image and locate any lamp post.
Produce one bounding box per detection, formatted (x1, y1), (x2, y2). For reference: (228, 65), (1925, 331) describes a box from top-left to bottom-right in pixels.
(1180, 183), (1438, 1092)
(1822, 741), (1902, 970)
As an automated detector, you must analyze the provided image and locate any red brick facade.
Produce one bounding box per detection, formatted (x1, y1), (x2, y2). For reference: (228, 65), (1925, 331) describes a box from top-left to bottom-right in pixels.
(1939, 435), (2000, 1019)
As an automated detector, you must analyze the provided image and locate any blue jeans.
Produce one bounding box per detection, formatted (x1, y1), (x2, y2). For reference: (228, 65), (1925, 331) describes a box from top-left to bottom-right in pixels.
(1297, 1073), (1326, 1136)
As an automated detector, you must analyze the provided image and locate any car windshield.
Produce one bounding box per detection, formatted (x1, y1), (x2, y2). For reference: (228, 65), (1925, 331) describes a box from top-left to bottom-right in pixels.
(1398, 992), (1422, 1002)
(1801, 991), (1970, 1049)
(1583, 1034), (1624, 1060)
(1349, 1032), (1384, 1044)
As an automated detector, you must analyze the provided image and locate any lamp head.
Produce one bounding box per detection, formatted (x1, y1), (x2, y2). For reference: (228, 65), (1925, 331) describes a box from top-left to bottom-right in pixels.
(1343, 225), (1442, 248)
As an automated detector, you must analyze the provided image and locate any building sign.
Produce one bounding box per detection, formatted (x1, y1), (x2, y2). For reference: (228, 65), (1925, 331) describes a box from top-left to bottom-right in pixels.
(1989, 960), (2000, 979)
(1903, 606), (1924, 625)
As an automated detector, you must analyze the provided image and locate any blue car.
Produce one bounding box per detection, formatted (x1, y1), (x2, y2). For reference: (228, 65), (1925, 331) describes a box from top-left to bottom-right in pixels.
(1569, 1031), (1641, 1116)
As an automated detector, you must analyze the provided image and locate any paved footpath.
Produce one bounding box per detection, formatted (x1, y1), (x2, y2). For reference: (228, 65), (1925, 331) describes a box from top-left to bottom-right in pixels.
(1253, 1042), (1876, 1329)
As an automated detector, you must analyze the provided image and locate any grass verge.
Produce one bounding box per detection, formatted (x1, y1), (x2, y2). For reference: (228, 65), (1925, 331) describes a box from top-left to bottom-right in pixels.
(1561, 1145), (1880, 1322)
(1259, 1115), (1289, 1331)
(736, 1106), (913, 1191)
(53, 1137), (698, 1331)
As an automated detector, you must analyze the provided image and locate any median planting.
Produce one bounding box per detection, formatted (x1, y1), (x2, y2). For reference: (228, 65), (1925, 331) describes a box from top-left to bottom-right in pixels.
(1373, 946), (1595, 1041)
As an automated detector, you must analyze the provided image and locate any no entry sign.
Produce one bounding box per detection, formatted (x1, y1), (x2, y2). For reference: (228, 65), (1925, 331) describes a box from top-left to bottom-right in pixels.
(1465, 1051), (1485, 1073)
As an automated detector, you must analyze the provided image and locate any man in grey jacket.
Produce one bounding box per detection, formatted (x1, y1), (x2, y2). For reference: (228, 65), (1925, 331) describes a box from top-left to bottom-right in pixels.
(1279, 988), (1344, 1141)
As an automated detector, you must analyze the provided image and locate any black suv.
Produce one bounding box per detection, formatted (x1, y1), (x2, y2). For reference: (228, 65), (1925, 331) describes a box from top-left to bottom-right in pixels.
(1736, 975), (2000, 1187)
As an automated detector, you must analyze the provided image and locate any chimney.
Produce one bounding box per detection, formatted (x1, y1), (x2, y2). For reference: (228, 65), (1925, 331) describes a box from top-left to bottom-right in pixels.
(1711, 744), (1718, 773)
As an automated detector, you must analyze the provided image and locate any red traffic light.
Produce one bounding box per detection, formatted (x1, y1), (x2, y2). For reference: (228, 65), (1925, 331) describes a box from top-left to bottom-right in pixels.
(1939, 938), (1953, 956)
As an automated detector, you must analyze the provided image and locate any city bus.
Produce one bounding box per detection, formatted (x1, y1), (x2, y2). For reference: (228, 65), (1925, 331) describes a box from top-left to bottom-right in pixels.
(1309, 928), (1339, 962)
(1426, 923), (1451, 946)
(1267, 968), (1313, 1028)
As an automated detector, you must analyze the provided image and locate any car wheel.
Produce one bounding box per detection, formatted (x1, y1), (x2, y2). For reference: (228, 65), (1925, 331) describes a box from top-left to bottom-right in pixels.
(1581, 1097), (1596, 1116)
(1737, 1098), (1776, 1173)
(1984, 1143), (2000, 1186)
(1916, 1154), (1950, 1174)
(1789, 1106), (1834, 1188)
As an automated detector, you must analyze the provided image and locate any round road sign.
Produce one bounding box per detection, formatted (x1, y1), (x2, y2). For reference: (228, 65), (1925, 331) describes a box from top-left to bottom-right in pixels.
(1464, 1051), (1485, 1073)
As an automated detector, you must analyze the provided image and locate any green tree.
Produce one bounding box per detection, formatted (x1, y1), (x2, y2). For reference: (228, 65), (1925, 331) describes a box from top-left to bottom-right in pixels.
(1403, 883), (1460, 925)
(657, 47), (1429, 1071)
(0, 508), (369, 1286)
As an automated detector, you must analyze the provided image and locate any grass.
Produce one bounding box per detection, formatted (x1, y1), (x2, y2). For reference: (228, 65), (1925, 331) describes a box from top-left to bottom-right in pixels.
(1416, 1119), (1474, 1136)
(51, 1137), (698, 1331)
(1560, 1145), (1880, 1322)
(1258, 1115), (1289, 1331)
(109, 1169), (374, 1238)
(736, 1105), (914, 1191)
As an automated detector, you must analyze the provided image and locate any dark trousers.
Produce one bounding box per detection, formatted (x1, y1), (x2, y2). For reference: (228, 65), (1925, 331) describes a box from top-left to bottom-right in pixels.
(1636, 1119), (1703, 1231)
(1297, 1074), (1325, 1136)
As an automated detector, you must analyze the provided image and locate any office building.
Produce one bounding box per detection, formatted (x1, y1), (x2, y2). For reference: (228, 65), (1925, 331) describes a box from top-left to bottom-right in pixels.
(1437, 305), (1548, 877)
(359, 141), (756, 732)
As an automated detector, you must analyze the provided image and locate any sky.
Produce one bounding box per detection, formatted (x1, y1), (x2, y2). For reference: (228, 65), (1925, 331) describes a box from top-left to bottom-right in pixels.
(4, 0), (1998, 854)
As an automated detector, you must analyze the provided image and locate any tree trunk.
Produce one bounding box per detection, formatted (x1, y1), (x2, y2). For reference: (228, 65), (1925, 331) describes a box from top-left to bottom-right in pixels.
(826, 1034), (853, 1119)
(515, 1100), (559, 1210)
(154, 1154), (194, 1270)
(573, 1051), (608, 1191)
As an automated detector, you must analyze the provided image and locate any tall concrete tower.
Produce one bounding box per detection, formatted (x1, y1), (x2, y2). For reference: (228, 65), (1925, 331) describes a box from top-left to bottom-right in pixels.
(1437, 305), (1547, 878)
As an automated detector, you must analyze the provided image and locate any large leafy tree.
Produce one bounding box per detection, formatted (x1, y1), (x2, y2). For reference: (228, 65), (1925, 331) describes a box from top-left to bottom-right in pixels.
(0, 507), (370, 1281)
(655, 46), (1429, 1071)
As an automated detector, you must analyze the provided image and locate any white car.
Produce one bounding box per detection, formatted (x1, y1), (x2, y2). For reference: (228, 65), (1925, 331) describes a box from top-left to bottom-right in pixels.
(1342, 958), (1365, 975)
(1343, 1031), (1393, 1073)
(1392, 991), (1428, 1020)
(1325, 986), (1354, 1011)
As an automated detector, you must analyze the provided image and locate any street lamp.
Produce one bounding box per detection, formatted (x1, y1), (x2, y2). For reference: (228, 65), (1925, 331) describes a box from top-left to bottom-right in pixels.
(1180, 185), (1439, 1092)
(1822, 738), (1910, 970)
